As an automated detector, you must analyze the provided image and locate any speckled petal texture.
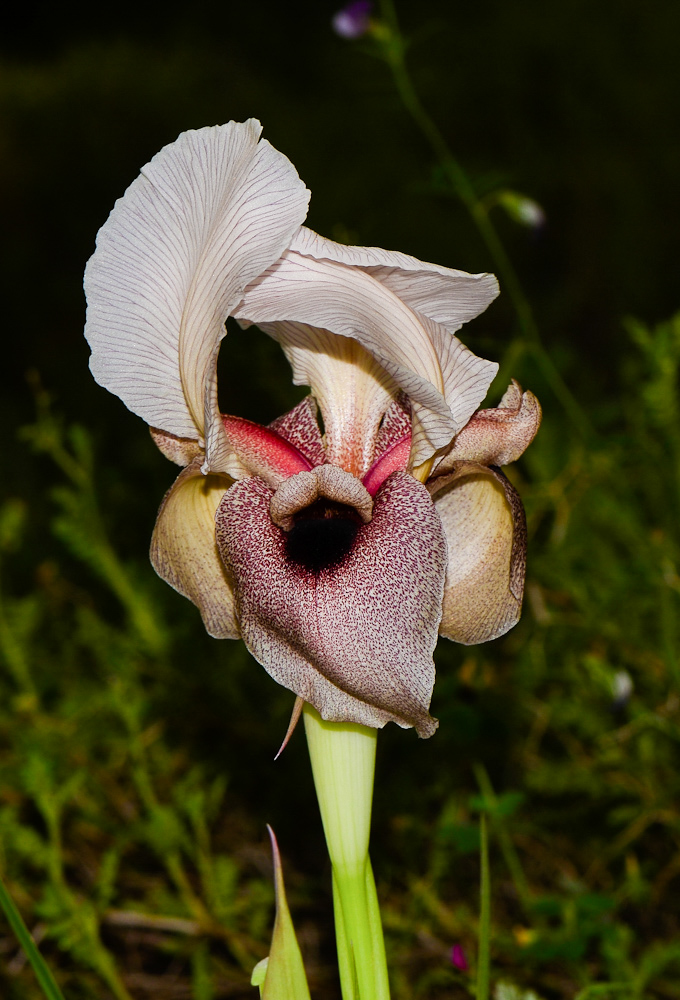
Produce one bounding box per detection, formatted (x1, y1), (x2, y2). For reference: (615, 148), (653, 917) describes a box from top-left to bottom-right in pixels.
(215, 471), (448, 737)
(268, 396), (326, 468)
(435, 381), (542, 473)
(430, 463), (527, 644)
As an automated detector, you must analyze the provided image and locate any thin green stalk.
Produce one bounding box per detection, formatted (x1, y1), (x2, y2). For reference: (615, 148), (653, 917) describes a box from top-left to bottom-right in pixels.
(476, 814), (491, 1000)
(363, 858), (388, 981)
(376, 0), (590, 437)
(473, 762), (531, 913)
(303, 704), (390, 1000)
(333, 864), (385, 1000)
(0, 875), (65, 1000)
(332, 868), (359, 1000)
(332, 859), (389, 1000)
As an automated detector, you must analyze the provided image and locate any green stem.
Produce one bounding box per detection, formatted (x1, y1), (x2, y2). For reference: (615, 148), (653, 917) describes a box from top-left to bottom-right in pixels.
(473, 763), (531, 913)
(376, 0), (590, 437)
(303, 705), (390, 1000)
(0, 875), (65, 1000)
(476, 814), (491, 1000)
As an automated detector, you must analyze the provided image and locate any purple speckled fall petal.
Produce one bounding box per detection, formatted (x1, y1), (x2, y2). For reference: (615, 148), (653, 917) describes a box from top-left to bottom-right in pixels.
(215, 471), (447, 737)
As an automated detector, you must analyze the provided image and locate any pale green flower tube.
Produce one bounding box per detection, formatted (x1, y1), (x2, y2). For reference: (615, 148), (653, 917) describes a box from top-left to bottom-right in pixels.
(303, 704), (390, 1000)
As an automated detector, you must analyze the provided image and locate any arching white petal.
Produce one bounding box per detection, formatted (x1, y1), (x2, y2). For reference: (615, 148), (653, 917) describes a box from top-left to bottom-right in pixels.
(235, 253), (457, 464)
(290, 227), (499, 333)
(407, 317), (497, 470)
(424, 316), (498, 433)
(256, 321), (396, 477)
(85, 120), (310, 468)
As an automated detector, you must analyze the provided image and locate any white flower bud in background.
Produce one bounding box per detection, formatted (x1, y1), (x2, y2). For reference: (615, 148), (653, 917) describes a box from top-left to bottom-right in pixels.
(494, 189), (546, 230)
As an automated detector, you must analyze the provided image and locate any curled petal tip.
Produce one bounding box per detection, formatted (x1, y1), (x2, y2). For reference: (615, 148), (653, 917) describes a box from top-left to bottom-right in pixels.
(150, 427), (202, 466)
(436, 383), (542, 472)
(275, 696), (305, 760)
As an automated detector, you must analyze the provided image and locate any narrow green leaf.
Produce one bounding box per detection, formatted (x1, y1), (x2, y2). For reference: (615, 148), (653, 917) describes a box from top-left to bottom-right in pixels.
(0, 874), (66, 1000)
(331, 869), (358, 1000)
(258, 827), (311, 1000)
(476, 813), (491, 1000)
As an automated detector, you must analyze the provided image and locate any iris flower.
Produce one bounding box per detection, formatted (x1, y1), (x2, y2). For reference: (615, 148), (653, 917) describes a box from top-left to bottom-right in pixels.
(84, 120), (539, 739)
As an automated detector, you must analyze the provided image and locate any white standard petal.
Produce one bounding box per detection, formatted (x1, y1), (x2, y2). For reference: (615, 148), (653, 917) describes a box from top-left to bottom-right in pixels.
(254, 321), (396, 477)
(289, 227), (499, 333)
(424, 316), (498, 438)
(84, 120), (310, 469)
(235, 252), (457, 464)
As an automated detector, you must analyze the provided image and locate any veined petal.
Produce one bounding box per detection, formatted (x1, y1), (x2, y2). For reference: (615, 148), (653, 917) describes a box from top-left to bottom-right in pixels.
(424, 316), (499, 435)
(434, 381), (542, 472)
(150, 427), (203, 467)
(235, 253), (457, 464)
(84, 120), (310, 470)
(290, 227), (499, 333)
(216, 472), (447, 737)
(408, 316), (498, 469)
(429, 463), (526, 644)
(150, 460), (238, 638)
(255, 321), (396, 477)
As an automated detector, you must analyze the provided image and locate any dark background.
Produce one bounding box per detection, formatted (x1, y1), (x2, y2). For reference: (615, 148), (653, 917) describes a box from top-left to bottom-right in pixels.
(1, 1), (679, 996)
(3, 0), (679, 428)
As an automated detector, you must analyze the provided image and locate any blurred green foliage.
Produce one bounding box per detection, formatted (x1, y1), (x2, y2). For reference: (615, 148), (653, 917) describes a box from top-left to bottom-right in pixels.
(3, 306), (680, 1000)
(1, 1), (680, 998)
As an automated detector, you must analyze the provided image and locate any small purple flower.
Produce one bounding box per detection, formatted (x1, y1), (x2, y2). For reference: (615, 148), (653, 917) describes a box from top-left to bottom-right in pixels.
(332, 0), (373, 39)
(450, 943), (469, 971)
